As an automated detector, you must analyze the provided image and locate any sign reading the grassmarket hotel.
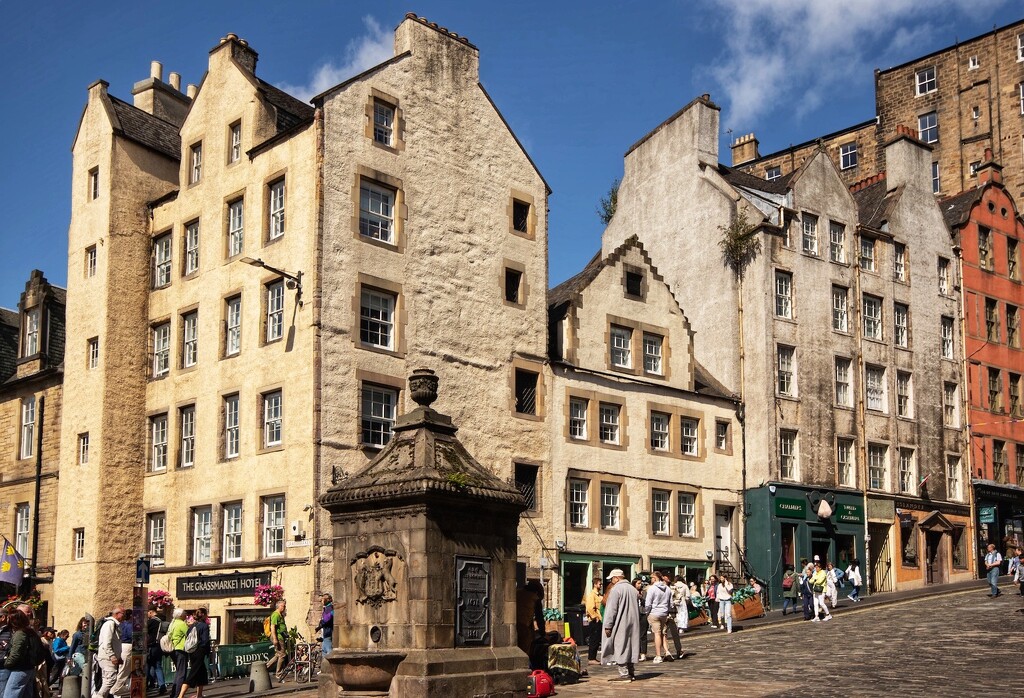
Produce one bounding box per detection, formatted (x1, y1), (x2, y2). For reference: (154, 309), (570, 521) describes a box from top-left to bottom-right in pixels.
(836, 503), (864, 524)
(176, 572), (273, 599)
(774, 498), (806, 518)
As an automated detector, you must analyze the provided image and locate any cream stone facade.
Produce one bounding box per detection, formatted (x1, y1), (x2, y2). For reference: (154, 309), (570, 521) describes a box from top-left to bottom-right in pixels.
(314, 14), (552, 594)
(547, 238), (743, 611)
(0, 271), (64, 614)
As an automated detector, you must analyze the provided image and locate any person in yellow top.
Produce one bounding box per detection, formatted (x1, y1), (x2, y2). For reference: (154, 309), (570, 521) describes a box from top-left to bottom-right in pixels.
(582, 578), (603, 665)
(810, 561), (833, 622)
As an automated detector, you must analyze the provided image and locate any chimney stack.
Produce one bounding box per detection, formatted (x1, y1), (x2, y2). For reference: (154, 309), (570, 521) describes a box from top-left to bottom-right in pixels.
(168, 72), (181, 91)
(977, 147), (1003, 185)
(150, 61), (163, 81)
(132, 60), (190, 126)
(730, 133), (760, 166)
(186, 84), (197, 99)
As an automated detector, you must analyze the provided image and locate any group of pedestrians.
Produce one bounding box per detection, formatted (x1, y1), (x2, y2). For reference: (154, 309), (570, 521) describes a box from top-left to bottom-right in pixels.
(780, 558), (862, 621)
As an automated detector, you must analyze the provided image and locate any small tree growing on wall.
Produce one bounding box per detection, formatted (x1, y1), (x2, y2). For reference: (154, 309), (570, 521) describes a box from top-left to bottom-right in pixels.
(718, 212), (761, 279)
(597, 179), (619, 225)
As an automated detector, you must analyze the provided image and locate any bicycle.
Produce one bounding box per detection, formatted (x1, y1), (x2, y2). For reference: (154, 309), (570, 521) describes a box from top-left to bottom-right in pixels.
(278, 634), (322, 684)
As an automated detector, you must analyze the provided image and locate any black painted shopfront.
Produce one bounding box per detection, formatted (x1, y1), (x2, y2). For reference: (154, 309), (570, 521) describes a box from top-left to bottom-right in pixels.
(974, 480), (1024, 573)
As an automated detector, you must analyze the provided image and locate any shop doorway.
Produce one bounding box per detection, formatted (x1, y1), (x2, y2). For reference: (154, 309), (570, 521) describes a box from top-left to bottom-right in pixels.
(835, 535), (855, 570)
(780, 524), (797, 570)
(925, 531), (947, 585)
(811, 536), (832, 565)
(869, 523), (893, 593)
(715, 505), (733, 563)
(562, 562), (593, 610)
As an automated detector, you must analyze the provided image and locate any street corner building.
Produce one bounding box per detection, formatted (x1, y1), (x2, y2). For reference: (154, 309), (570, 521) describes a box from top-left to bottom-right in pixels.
(48, 13), (551, 634)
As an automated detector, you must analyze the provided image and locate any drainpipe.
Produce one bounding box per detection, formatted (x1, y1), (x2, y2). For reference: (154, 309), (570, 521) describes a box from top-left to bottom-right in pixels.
(31, 396), (45, 582)
(853, 229), (872, 595)
(954, 242), (979, 577)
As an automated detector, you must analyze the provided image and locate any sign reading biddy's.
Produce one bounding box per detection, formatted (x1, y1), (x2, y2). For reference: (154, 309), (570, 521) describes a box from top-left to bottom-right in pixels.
(774, 498), (806, 518)
(176, 572), (272, 599)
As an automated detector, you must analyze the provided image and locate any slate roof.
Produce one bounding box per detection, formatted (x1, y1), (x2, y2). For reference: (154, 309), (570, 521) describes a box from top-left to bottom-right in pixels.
(0, 308), (18, 383)
(852, 178), (902, 230)
(548, 251), (602, 318)
(718, 163), (794, 196)
(940, 188), (984, 231)
(256, 79), (314, 133)
(108, 97), (181, 159)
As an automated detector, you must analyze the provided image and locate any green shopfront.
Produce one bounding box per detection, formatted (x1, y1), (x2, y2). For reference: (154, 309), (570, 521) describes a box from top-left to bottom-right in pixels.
(746, 484), (867, 608)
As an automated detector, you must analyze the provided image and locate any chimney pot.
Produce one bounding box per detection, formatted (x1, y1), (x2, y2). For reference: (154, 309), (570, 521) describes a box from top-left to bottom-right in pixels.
(186, 84), (197, 99)
(168, 72), (181, 91)
(150, 61), (163, 81)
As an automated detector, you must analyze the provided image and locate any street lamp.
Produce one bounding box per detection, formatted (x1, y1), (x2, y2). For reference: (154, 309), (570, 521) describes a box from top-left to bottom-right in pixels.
(239, 257), (304, 306)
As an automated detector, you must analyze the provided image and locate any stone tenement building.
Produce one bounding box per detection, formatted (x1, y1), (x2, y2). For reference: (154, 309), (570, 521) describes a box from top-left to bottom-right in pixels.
(53, 14), (551, 634)
(0, 271), (64, 612)
(602, 96), (971, 605)
(941, 153), (1024, 566)
(733, 17), (1024, 201)
(546, 237), (743, 609)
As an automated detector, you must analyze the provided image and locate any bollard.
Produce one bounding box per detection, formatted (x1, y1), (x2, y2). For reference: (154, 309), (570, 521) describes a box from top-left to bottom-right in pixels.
(62, 675), (82, 698)
(248, 661), (273, 694)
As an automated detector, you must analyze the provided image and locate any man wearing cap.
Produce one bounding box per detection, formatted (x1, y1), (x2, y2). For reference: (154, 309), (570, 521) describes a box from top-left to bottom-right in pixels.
(601, 569), (640, 683)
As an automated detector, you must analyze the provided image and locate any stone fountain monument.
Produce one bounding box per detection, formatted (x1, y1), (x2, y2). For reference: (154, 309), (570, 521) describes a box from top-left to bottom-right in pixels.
(318, 368), (530, 697)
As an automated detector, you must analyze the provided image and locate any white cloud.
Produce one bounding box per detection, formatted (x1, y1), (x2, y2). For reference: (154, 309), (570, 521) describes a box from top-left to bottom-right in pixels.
(277, 16), (393, 101)
(708, 0), (1006, 132)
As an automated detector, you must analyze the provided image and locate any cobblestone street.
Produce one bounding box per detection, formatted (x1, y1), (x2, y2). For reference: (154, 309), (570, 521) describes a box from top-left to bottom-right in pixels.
(558, 587), (1024, 697)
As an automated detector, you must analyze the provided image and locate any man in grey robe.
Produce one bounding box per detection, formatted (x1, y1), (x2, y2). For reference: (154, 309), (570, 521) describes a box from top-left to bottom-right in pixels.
(602, 568), (640, 682)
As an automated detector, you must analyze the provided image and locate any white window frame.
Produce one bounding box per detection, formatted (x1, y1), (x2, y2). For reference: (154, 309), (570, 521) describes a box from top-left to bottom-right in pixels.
(192, 506), (212, 565)
(266, 281), (284, 342)
(569, 398), (588, 440)
(189, 143), (202, 184)
(678, 493), (696, 537)
(150, 415), (168, 472)
(23, 308), (39, 356)
(868, 444), (889, 491)
(148, 513), (166, 564)
(610, 325), (632, 368)
(223, 503), (243, 563)
(938, 257), (950, 295)
(775, 271), (793, 318)
(918, 112), (938, 144)
(832, 286), (849, 332)
(599, 403), (620, 445)
(860, 237), (876, 271)
(681, 417), (699, 456)
(802, 214), (818, 255)
(263, 391), (283, 448)
(361, 384), (397, 448)
(569, 479), (589, 528)
(896, 371), (913, 418)
(944, 383), (960, 427)
(652, 489), (670, 535)
(89, 168), (99, 200)
(863, 294), (882, 340)
(932, 161), (941, 194)
(14, 504), (29, 557)
(229, 122), (242, 163)
(152, 323), (170, 377)
(269, 179), (285, 240)
(153, 234), (172, 288)
(840, 142), (858, 170)
(185, 221), (200, 275)
(941, 316), (954, 359)
(1018, 33), (1024, 61)
(915, 66), (937, 95)
(182, 312), (198, 368)
(969, 55), (979, 70)
(228, 199), (244, 257)
(179, 405), (195, 468)
(715, 421), (729, 451)
(600, 483), (621, 530)
(947, 456), (962, 501)
(226, 296), (241, 356)
(765, 166), (781, 182)
(894, 303), (909, 348)
(86, 246), (97, 277)
(373, 102), (395, 146)
(650, 411), (670, 451)
(837, 438), (855, 488)
(359, 181), (395, 243)
(777, 345), (796, 397)
(835, 357), (852, 407)
(643, 333), (663, 375)
(88, 337), (99, 369)
(894, 243), (907, 282)
(360, 288), (395, 350)
(898, 448), (917, 495)
(224, 394), (240, 459)
(263, 496), (285, 557)
(78, 432), (89, 465)
(866, 365), (887, 413)
(829, 222), (846, 263)
(780, 430), (797, 480)
(73, 529), (85, 561)
(20, 397), (35, 460)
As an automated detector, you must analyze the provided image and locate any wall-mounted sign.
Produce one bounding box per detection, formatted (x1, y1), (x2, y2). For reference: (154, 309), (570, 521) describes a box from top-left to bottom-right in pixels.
(836, 503), (864, 524)
(455, 556), (490, 647)
(176, 571), (272, 599)
(979, 506), (997, 524)
(774, 498), (806, 519)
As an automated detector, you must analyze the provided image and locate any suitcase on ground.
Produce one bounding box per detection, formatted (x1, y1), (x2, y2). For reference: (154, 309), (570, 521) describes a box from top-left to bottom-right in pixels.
(547, 642), (581, 685)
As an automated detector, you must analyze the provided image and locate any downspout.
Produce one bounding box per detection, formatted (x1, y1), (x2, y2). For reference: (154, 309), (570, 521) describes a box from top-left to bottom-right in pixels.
(954, 240), (979, 577)
(853, 228), (872, 595)
(31, 395), (45, 583)
(312, 105), (325, 597)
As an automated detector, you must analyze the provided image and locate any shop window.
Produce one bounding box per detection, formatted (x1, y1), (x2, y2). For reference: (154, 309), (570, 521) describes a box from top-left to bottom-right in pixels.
(901, 521), (918, 567)
(951, 526), (968, 569)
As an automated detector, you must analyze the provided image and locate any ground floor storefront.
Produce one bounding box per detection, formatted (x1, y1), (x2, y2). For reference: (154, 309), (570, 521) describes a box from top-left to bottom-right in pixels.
(745, 484), (867, 609)
(866, 495), (974, 593)
(973, 480), (1024, 573)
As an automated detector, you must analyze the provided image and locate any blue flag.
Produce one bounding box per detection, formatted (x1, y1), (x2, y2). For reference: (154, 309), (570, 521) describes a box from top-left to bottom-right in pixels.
(0, 537), (26, 586)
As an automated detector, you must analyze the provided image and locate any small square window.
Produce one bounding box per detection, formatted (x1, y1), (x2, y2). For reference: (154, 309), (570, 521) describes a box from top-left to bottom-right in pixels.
(715, 421), (730, 451)
(362, 383), (398, 447)
(360, 288), (396, 350)
(504, 267), (523, 304)
(765, 166), (781, 182)
(359, 181), (395, 243)
(512, 199), (531, 235)
(968, 55), (979, 70)
(840, 143), (858, 170)
(625, 271), (643, 297)
(514, 369), (539, 415)
(915, 67), (937, 95)
(515, 463), (539, 512)
(918, 112), (938, 144)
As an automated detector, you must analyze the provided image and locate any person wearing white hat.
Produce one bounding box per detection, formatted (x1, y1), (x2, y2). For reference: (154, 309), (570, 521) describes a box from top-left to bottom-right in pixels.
(601, 569), (640, 683)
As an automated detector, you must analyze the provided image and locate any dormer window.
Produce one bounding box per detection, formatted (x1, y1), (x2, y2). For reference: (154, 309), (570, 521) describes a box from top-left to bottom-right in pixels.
(22, 308), (40, 357)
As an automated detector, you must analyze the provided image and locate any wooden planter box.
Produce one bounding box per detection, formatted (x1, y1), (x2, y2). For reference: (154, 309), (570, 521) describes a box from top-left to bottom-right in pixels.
(732, 596), (765, 621)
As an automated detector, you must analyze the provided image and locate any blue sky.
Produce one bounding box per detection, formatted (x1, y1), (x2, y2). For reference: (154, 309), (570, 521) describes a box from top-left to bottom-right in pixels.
(0, 0), (1019, 305)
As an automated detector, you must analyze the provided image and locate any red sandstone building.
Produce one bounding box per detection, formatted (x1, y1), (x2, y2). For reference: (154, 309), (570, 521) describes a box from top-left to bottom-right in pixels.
(942, 153), (1024, 567)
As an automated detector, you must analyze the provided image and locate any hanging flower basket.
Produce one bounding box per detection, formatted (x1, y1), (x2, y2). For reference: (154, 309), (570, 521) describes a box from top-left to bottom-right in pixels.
(254, 584), (284, 607)
(148, 590), (174, 610)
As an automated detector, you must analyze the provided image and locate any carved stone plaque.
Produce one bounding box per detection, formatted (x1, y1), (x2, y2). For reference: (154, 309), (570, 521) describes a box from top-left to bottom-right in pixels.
(352, 546), (401, 608)
(455, 556), (490, 646)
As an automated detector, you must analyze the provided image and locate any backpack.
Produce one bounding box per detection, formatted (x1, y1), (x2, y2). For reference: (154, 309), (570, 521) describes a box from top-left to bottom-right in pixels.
(88, 618), (112, 653)
(158, 622), (174, 654)
(183, 625), (199, 654)
(263, 615), (273, 639)
(782, 575), (794, 590)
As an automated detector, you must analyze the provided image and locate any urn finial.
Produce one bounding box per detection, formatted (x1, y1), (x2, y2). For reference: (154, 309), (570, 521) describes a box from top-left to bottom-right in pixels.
(409, 368), (438, 408)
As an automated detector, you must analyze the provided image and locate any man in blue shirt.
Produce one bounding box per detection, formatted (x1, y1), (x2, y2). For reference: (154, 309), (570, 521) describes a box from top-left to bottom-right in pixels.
(984, 543), (1003, 597)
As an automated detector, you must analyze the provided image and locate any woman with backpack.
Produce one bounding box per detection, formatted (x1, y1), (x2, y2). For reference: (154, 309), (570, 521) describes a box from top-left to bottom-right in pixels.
(177, 608), (210, 698)
(844, 560), (863, 602)
(781, 565), (798, 615)
(3, 611), (37, 698)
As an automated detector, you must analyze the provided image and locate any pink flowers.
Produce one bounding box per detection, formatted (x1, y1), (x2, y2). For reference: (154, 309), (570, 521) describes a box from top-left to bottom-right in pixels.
(254, 584), (284, 607)
(148, 589), (174, 609)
